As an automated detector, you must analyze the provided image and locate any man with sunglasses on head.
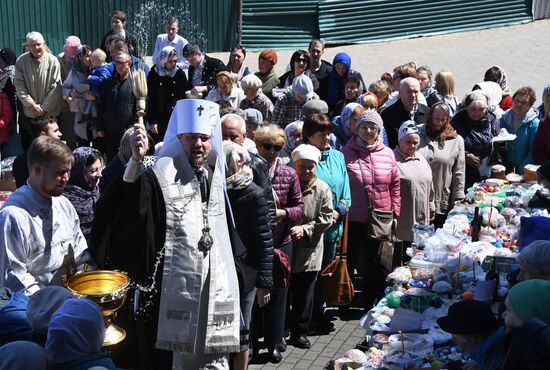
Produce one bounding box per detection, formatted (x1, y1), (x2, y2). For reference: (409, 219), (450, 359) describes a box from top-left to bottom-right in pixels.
(96, 51), (143, 161)
(91, 99), (240, 370)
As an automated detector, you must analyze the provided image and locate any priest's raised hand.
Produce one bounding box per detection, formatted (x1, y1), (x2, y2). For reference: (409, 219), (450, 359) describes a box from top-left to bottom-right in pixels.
(131, 123), (149, 162)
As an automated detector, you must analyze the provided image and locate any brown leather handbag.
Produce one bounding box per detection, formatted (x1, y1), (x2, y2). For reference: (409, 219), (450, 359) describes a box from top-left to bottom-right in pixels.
(319, 215), (355, 305)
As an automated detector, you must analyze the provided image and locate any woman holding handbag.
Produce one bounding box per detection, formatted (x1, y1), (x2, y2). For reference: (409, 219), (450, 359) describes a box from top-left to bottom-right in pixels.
(252, 124), (304, 363)
(342, 110), (401, 310)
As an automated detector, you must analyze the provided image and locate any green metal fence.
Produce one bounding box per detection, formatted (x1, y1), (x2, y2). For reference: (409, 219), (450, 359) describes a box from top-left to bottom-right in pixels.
(318, 0), (533, 45)
(240, 0), (533, 50)
(0, 0), (236, 56)
(241, 0), (319, 50)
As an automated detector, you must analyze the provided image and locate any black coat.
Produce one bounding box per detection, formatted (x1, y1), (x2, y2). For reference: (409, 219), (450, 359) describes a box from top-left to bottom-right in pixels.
(227, 182), (274, 289)
(503, 319), (550, 370)
(97, 75), (137, 135)
(249, 152), (276, 226)
(451, 108), (500, 187)
(186, 55), (226, 93)
(381, 99), (429, 148)
(12, 151), (28, 188)
(146, 66), (187, 137)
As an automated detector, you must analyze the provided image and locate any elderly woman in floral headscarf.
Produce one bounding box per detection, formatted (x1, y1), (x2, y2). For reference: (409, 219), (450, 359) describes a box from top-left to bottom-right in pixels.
(63, 147), (104, 240)
(330, 102), (364, 150)
(280, 120), (303, 163)
(147, 45), (187, 143)
(331, 103), (389, 150)
(418, 102), (465, 228)
(223, 141), (273, 369)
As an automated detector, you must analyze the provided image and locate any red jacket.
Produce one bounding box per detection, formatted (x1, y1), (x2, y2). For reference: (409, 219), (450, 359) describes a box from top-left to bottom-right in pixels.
(533, 116), (550, 165)
(342, 137), (401, 223)
(0, 91), (13, 144)
(271, 162), (304, 247)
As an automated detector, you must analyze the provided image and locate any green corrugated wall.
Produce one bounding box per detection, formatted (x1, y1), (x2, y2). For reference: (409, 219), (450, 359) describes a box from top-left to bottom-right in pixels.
(318, 0), (533, 45)
(241, 0), (320, 50)
(0, 0), (237, 56)
(240, 0), (533, 50)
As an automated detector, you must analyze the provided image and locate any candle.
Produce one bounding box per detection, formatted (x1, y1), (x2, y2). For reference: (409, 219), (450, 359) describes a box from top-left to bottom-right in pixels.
(399, 331), (405, 355)
(489, 200), (493, 226)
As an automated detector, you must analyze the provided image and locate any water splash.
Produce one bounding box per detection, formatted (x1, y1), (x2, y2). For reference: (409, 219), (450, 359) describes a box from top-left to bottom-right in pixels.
(129, 246), (166, 317)
(127, 0), (209, 57)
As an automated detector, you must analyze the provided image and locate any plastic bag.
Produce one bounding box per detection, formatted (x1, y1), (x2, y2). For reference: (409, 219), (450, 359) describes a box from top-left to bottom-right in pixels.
(412, 224), (435, 248)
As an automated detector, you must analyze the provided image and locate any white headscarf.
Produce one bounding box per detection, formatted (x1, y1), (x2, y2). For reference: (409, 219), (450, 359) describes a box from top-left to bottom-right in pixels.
(155, 45), (178, 77)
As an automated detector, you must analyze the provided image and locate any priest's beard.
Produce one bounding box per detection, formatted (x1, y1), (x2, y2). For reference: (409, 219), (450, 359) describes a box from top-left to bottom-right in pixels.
(186, 146), (212, 168)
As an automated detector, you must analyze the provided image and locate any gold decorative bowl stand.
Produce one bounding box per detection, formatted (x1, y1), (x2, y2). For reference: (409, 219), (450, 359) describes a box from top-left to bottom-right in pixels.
(65, 268), (131, 346)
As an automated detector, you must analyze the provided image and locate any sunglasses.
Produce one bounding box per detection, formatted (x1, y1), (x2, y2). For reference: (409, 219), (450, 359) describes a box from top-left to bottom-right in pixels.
(263, 143), (283, 151)
(296, 58), (308, 64)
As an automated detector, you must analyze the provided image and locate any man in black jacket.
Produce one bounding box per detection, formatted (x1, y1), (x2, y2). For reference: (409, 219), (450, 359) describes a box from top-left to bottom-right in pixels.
(308, 39), (332, 101)
(381, 77), (429, 148)
(96, 52), (138, 161)
(183, 44), (226, 96)
(221, 113), (276, 226)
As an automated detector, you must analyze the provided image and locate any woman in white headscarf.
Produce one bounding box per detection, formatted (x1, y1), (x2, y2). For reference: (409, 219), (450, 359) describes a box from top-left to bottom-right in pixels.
(473, 81), (504, 121)
(146, 45), (187, 142)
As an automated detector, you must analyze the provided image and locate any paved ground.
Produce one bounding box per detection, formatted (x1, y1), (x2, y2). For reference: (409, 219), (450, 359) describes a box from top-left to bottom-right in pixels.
(211, 19), (550, 105)
(248, 306), (367, 370)
(214, 19), (550, 369)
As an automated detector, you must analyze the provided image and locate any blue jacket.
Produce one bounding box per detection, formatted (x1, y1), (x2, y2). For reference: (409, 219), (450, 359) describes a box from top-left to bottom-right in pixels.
(500, 108), (539, 174)
(88, 64), (113, 94)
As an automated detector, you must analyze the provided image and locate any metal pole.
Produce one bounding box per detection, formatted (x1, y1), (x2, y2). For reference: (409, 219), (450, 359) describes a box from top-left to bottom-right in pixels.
(237, 0), (243, 45)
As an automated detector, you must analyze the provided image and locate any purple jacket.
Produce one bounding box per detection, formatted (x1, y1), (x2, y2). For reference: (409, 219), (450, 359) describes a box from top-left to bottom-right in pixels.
(342, 137), (401, 223)
(271, 162), (304, 247)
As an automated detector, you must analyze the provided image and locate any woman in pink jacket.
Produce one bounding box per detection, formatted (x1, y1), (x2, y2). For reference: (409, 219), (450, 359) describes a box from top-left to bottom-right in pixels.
(342, 109), (400, 310)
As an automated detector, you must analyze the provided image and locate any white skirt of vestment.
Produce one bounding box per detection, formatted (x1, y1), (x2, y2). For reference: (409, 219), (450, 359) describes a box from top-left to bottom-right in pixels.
(171, 246), (230, 370)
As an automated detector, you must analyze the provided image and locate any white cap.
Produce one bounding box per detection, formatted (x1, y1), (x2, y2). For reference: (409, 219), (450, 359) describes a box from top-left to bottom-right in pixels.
(397, 120), (419, 142)
(291, 144), (321, 164)
(162, 99), (224, 176)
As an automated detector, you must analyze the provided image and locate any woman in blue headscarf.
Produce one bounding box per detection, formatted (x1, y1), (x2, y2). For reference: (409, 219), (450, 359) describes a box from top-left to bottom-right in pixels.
(0, 289), (33, 346)
(63, 147), (104, 240)
(326, 52), (366, 112)
(46, 298), (119, 370)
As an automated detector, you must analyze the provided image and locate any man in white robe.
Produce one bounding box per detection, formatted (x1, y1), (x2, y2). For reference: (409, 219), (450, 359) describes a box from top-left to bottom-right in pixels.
(101, 99), (240, 370)
(0, 136), (92, 295)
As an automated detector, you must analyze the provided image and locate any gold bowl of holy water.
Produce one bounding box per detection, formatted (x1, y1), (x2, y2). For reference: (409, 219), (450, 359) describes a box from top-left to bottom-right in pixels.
(65, 269), (130, 346)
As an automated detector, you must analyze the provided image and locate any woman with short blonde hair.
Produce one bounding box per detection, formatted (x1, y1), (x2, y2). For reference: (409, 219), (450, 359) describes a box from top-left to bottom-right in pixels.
(205, 71), (245, 108)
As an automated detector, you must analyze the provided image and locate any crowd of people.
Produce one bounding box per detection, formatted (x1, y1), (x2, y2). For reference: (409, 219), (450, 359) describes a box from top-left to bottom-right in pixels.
(0, 9), (549, 370)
